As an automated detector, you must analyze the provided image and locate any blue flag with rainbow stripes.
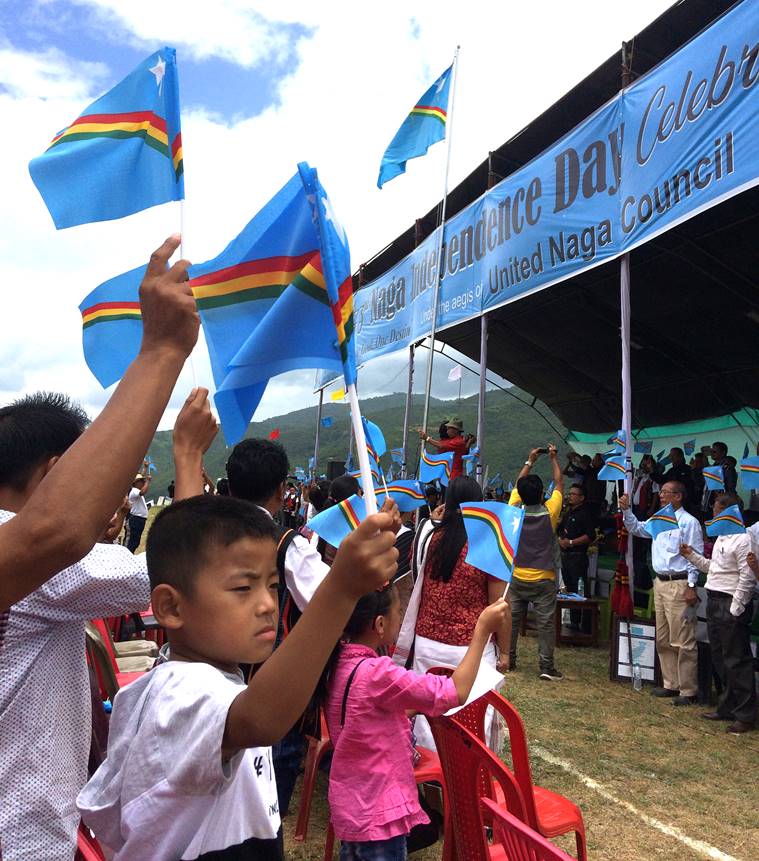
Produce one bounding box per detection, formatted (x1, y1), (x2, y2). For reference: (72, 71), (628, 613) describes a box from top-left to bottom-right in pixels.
(706, 504), (745, 537)
(378, 65), (452, 188)
(644, 503), (680, 540)
(30, 48), (183, 229)
(308, 494), (366, 547)
(419, 449), (454, 486)
(375, 480), (425, 512)
(79, 265), (144, 388)
(191, 164), (356, 445)
(460, 502), (525, 583)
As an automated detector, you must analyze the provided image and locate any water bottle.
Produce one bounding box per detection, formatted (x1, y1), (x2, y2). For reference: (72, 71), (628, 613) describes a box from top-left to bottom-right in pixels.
(632, 664), (642, 692)
(577, 577), (585, 598)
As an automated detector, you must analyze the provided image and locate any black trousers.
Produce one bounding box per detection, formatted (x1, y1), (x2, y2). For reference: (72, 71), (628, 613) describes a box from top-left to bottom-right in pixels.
(126, 514), (147, 553)
(561, 552), (589, 629)
(706, 591), (757, 725)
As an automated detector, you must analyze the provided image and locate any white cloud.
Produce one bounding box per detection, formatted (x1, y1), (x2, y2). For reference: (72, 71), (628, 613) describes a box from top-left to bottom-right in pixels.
(0, 1), (674, 434)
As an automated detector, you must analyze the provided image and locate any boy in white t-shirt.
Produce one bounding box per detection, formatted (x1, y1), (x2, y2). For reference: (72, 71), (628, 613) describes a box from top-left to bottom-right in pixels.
(78, 494), (399, 860)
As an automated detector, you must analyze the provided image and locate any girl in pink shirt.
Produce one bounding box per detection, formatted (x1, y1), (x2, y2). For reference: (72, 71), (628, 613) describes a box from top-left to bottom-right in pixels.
(324, 583), (508, 860)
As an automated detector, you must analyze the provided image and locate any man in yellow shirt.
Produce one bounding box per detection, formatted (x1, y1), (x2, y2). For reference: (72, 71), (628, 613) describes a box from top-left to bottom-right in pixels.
(508, 445), (564, 680)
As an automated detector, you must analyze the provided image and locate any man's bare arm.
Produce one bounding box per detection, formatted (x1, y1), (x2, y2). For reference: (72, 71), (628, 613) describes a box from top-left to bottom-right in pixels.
(0, 235), (198, 610)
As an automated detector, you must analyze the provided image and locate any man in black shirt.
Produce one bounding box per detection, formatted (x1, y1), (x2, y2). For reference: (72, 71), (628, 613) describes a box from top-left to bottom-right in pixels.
(557, 484), (596, 629)
(663, 447), (694, 508)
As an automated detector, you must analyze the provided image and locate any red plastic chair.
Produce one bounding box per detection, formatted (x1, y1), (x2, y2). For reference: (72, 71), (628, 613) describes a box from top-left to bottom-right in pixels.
(323, 744), (448, 861)
(428, 715), (528, 861)
(452, 689), (587, 861)
(75, 822), (106, 861)
(294, 710), (333, 842)
(481, 798), (575, 861)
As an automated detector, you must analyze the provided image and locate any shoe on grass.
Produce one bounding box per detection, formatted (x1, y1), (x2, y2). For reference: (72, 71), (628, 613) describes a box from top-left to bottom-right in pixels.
(671, 695), (698, 706)
(539, 668), (564, 681)
(726, 721), (754, 734)
(650, 687), (679, 698)
(701, 711), (734, 721)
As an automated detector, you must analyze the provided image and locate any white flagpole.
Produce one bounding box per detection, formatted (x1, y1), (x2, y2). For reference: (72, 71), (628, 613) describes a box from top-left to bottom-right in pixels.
(347, 383), (378, 515)
(179, 198), (198, 388)
(421, 46), (460, 436)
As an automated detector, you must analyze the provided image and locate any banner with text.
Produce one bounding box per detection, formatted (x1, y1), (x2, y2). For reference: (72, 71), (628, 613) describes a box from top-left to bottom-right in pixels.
(330, 0), (759, 387)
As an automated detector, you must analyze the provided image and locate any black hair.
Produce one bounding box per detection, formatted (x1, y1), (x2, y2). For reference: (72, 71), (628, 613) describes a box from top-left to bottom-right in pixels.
(316, 585), (397, 705)
(427, 476), (483, 583)
(670, 447), (684, 459)
(0, 392), (89, 491)
(226, 438), (289, 504)
(517, 473), (544, 506)
(329, 473), (360, 504)
(712, 441), (728, 456)
(569, 483), (585, 496)
(146, 495), (278, 596)
(216, 477), (230, 496)
(716, 491), (743, 510)
(308, 480), (331, 513)
(425, 484), (439, 499)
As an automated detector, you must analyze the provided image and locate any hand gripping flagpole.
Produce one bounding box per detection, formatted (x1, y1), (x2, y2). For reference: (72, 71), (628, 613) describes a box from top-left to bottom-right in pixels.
(421, 46), (460, 436)
(347, 384), (378, 515)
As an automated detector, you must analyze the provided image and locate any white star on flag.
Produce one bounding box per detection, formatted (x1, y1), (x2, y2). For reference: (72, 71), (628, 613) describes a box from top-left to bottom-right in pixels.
(435, 73), (447, 94)
(149, 56), (165, 93)
(510, 514), (522, 534)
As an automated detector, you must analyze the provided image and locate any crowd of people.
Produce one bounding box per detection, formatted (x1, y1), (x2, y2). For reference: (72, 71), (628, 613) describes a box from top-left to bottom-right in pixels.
(0, 237), (757, 859)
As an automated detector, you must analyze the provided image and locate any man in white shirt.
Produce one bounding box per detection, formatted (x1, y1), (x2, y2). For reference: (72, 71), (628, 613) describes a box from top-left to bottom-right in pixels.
(681, 494), (757, 734)
(225, 437), (330, 814)
(620, 481), (703, 705)
(0, 392), (151, 861)
(126, 471), (152, 552)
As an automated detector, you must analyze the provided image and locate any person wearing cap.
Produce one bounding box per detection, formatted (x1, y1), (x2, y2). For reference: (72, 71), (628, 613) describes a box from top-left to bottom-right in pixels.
(417, 416), (475, 480)
(126, 467), (152, 553)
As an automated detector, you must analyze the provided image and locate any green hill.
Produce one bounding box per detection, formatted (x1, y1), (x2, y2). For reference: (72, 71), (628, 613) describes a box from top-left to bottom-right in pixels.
(146, 388), (569, 497)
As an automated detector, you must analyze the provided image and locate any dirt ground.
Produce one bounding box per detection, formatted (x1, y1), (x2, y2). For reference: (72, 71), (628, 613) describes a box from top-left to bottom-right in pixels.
(283, 636), (759, 861)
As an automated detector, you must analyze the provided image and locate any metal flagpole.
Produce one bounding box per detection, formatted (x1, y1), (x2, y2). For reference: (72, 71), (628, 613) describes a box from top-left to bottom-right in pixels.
(401, 343), (415, 479)
(621, 43), (635, 608)
(421, 46), (460, 436)
(476, 314), (488, 489)
(313, 385), (324, 479)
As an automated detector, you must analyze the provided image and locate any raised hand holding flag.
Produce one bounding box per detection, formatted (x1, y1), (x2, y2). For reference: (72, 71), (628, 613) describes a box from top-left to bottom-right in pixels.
(644, 503), (679, 539)
(308, 494), (367, 547)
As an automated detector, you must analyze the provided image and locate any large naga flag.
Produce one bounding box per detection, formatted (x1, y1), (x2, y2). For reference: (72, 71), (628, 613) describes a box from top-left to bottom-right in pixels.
(190, 163), (356, 445)
(30, 48), (183, 229)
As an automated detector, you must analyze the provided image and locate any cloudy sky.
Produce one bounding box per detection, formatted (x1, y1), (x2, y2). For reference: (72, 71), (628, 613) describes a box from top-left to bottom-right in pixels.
(0, 0), (673, 429)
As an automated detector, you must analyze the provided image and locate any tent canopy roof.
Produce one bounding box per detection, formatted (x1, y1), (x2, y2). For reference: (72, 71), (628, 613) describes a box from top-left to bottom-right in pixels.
(357, 0), (759, 434)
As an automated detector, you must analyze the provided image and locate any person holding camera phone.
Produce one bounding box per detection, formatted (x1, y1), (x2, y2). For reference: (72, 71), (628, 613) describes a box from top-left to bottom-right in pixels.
(507, 445), (564, 680)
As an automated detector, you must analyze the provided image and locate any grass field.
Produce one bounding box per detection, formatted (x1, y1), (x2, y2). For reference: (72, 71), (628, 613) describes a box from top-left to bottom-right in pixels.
(283, 636), (759, 861)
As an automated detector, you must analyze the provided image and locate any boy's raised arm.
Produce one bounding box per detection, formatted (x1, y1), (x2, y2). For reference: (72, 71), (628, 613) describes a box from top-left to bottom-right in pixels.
(224, 512), (399, 751)
(0, 235), (198, 610)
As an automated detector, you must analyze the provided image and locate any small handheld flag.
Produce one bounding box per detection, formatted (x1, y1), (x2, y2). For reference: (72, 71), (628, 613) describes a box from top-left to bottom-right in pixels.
(391, 448), (404, 464)
(145, 456), (157, 475)
(30, 48), (183, 229)
(683, 440), (696, 456)
(705, 504), (745, 537)
(703, 465), (725, 491)
(362, 417), (387, 461)
(644, 503), (679, 539)
(378, 65), (452, 188)
(743, 442), (750, 460)
(739, 456), (759, 490)
(331, 388), (346, 402)
(448, 365), (462, 382)
(419, 449), (454, 486)
(460, 502), (525, 583)
(544, 480), (555, 500)
(610, 429), (627, 454)
(507, 481), (514, 493)
(320, 416), (334, 428)
(655, 450), (665, 463)
(308, 494), (366, 547)
(375, 480), (425, 512)
(634, 440), (653, 454)
(487, 472), (503, 489)
(598, 455), (627, 481)
(79, 265), (144, 388)
(308, 456), (315, 469)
